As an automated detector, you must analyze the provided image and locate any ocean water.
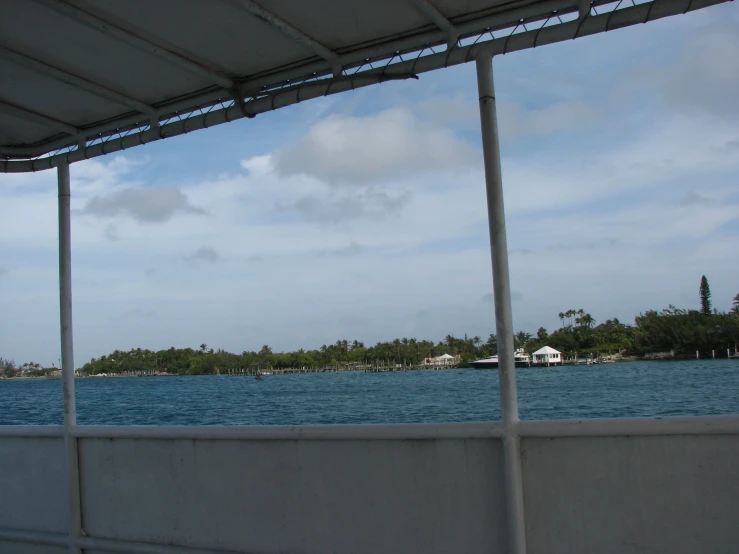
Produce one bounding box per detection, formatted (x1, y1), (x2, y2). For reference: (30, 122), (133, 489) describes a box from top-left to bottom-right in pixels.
(1, 360), (737, 426)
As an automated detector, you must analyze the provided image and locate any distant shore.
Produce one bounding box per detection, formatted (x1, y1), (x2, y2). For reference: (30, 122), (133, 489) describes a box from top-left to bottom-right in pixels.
(3, 355), (736, 381)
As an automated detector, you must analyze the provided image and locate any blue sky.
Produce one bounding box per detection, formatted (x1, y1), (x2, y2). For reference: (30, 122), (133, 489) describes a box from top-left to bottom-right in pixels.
(1, 3), (738, 366)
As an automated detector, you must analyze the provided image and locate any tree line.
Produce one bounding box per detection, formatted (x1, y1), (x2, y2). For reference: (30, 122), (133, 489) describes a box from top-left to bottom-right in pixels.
(3, 278), (738, 377)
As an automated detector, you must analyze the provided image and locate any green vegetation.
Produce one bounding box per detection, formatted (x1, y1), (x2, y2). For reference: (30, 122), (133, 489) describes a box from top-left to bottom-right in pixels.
(4, 279), (738, 377)
(0, 359), (56, 379)
(700, 275), (712, 316)
(78, 338), (488, 376)
(77, 297), (737, 376)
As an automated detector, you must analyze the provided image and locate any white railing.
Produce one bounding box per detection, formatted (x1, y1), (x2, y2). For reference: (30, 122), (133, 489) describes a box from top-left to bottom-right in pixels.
(2, 416), (738, 554)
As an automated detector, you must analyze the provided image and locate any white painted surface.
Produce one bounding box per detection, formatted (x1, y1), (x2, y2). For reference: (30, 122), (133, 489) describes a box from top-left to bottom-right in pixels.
(79, 437), (506, 553)
(522, 435), (739, 554)
(2, 420), (739, 553)
(476, 52), (527, 554)
(0, 437), (68, 534)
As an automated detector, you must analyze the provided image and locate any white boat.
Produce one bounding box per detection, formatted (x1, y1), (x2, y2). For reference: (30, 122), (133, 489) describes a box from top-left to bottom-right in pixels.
(470, 348), (531, 369)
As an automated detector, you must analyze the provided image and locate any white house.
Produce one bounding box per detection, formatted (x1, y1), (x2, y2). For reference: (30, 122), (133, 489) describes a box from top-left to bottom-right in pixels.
(422, 353), (460, 367)
(532, 346), (563, 366)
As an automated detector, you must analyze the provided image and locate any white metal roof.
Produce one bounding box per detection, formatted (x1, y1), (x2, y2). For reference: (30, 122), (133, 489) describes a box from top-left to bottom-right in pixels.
(533, 346), (562, 355)
(1, 0), (728, 173)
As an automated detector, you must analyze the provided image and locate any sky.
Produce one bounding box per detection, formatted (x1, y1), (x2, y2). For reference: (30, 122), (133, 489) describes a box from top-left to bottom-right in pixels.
(1, 3), (738, 366)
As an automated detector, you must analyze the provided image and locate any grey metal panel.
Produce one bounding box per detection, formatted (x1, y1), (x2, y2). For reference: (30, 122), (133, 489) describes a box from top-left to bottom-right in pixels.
(433, 0), (528, 19)
(79, 438), (506, 554)
(261, 0), (433, 50)
(0, 59), (124, 128)
(0, 112), (52, 145)
(81, 0), (316, 75)
(0, 0), (732, 165)
(0, 542), (66, 554)
(521, 435), (739, 554)
(0, 438), (68, 534)
(0, 1), (211, 107)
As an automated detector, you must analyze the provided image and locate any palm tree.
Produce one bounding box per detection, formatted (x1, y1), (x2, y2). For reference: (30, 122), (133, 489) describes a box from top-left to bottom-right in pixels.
(565, 310), (575, 327)
(558, 312), (565, 328)
(409, 338), (418, 363)
(733, 293), (739, 313)
(199, 343), (207, 353)
(514, 331), (533, 350)
(581, 313), (595, 328)
(486, 334), (498, 354)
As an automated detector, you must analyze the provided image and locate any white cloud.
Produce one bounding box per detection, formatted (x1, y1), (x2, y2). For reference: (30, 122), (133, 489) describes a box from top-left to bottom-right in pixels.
(415, 93), (479, 129)
(680, 191), (713, 206)
(502, 112), (739, 214)
(321, 242), (365, 257)
(277, 188), (411, 225)
(240, 155), (273, 176)
(184, 247), (220, 263)
(80, 186), (206, 223)
(499, 100), (602, 139)
(640, 26), (739, 116)
(103, 224), (120, 241)
(2, 6), (738, 367)
(71, 155), (143, 193)
(273, 108), (479, 184)
(415, 94), (601, 138)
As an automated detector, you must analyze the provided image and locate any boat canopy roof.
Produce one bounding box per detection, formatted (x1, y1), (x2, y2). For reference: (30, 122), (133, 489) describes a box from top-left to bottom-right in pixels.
(1, 0), (727, 173)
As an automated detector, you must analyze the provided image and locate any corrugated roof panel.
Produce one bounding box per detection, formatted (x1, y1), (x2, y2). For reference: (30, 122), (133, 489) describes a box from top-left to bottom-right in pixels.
(261, 0), (434, 51)
(0, 1), (213, 106)
(81, 0), (318, 76)
(0, 112), (54, 145)
(0, 0), (730, 171)
(0, 59), (128, 136)
(432, 0), (526, 20)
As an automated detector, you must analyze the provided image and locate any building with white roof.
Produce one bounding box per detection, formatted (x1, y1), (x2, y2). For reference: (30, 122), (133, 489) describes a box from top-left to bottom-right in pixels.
(532, 346), (563, 366)
(422, 353), (460, 367)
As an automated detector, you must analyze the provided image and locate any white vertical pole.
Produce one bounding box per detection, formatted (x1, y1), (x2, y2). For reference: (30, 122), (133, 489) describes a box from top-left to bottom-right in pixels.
(475, 51), (527, 554)
(58, 162), (82, 554)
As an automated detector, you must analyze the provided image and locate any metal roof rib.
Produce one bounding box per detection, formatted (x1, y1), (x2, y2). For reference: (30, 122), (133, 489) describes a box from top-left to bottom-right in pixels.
(0, 0), (731, 172)
(33, 0), (236, 89)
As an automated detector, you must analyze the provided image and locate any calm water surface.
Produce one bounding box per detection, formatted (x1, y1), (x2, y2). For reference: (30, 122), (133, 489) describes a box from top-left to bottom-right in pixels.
(1, 360), (737, 425)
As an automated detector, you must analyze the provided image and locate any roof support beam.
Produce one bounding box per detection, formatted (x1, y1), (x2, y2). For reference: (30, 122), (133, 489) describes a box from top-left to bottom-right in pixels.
(409, 0), (460, 49)
(33, 0), (235, 90)
(0, 46), (159, 124)
(0, 101), (80, 138)
(224, 0), (343, 76)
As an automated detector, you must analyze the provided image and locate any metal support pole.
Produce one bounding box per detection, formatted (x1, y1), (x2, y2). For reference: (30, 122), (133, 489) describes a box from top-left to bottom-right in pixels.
(58, 162), (82, 554)
(475, 52), (527, 554)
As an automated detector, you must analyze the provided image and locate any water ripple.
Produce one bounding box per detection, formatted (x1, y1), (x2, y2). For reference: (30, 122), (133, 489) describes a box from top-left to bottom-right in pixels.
(1, 360), (737, 425)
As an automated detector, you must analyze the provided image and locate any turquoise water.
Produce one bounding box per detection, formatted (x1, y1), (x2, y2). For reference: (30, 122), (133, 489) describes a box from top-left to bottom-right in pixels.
(1, 360), (737, 425)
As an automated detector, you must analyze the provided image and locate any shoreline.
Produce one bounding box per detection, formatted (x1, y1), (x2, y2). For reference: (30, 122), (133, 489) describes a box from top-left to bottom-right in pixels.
(2, 357), (735, 381)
